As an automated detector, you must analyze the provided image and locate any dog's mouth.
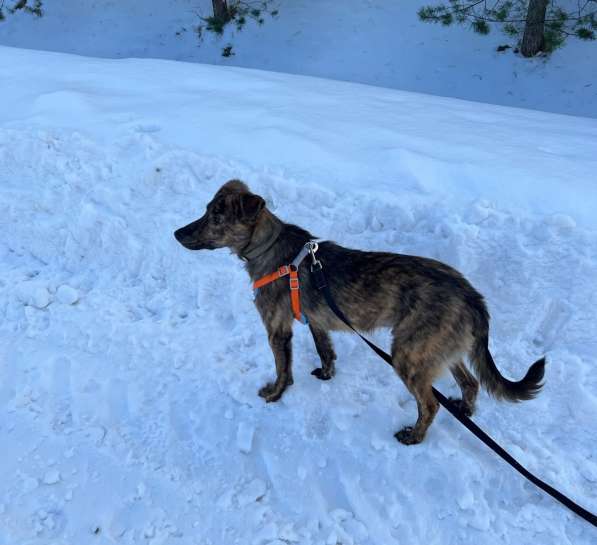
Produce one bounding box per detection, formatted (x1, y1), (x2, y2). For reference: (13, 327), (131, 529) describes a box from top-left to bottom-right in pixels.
(183, 242), (214, 250)
(177, 239), (217, 251)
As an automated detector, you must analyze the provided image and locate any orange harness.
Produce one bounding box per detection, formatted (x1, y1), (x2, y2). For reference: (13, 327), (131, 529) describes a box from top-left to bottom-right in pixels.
(253, 264), (306, 323)
(252, 242), (319, 324)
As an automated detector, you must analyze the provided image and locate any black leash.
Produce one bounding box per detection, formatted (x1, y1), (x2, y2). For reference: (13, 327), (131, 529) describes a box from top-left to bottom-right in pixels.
(309, 261), (597, 528)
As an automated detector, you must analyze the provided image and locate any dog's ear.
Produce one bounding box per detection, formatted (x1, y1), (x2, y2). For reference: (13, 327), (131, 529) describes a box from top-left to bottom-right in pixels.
(238, 193), (265, 222)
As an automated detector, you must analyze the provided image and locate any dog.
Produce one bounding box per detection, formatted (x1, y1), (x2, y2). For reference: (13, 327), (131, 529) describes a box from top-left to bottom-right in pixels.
(174, 180), (545, 445)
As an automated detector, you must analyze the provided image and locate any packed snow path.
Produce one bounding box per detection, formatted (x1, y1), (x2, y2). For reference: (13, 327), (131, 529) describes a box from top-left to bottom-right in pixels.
(1, 47), (596, 544)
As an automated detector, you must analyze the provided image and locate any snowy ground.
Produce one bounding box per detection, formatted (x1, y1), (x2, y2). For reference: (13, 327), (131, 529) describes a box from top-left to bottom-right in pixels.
(1, 47), (597, 544)
(0, 0), (596, 117)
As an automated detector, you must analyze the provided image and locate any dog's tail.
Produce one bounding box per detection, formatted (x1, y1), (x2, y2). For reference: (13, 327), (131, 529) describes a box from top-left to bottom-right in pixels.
(470, 333), (545, 402)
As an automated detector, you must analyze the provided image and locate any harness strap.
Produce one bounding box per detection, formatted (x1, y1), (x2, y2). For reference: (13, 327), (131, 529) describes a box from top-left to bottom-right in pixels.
(253, 265), (291, 290)
(288, 268), (302, 322)
(253, 248), (310, 323)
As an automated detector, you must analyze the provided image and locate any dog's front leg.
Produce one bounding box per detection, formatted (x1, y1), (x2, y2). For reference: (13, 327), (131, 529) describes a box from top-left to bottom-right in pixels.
(259, 327), (294, 402)
(309, 325), (336, 380)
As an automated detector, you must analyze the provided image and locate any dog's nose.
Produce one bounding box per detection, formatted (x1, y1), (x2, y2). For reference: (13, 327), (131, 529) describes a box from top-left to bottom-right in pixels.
(174, 228), (197, 247)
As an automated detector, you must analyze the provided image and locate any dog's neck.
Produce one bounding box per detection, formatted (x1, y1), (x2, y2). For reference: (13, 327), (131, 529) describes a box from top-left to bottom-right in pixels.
(240, 209), (283, 262)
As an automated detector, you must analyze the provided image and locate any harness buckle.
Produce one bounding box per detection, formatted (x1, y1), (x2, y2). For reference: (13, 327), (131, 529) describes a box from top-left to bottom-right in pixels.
(278, 265), (290, 277)
(289, 277), (300, 290)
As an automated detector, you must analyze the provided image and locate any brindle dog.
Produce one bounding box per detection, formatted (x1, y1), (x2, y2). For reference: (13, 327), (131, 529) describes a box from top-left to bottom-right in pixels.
(174, 180), (545, 445)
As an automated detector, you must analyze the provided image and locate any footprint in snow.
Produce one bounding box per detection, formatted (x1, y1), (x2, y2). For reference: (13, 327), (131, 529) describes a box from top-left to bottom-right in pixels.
(47, 356), (74, 433)
(134, 124), (161, 133)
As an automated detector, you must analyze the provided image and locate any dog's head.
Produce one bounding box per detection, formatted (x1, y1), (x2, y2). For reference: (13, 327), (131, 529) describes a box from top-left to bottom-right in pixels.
(174, 180), (265, 253)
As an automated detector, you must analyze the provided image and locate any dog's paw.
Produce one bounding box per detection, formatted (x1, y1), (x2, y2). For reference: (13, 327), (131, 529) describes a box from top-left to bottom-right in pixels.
(258, 382), (284, 403)
(394, 426), (422, 445)
(447, 397), (474, 417)
(311, 367), (334, 381)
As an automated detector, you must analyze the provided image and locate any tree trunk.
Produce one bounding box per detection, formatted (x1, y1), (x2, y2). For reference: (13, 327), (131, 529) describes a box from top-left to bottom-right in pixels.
(212, 0), (230, 21)
(520, 0), (549, 57)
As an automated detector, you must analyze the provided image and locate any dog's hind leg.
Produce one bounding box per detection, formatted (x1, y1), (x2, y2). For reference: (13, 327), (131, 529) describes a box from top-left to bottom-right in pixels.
(393, 375), (439, 445)
(259, 325), (294, 403)
(449, 360), (479, 416)
(391, 343), (440, 445)
(309, 325), (336, 380)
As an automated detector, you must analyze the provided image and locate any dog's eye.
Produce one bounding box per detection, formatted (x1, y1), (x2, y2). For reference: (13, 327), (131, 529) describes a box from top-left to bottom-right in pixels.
(209, 198), (226, 224)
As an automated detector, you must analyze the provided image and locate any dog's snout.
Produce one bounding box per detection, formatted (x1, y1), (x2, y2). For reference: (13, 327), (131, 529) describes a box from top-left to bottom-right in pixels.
(174, 219), (213, 250)
(174, 228), (185, 243)
(174, 224), (196, 246)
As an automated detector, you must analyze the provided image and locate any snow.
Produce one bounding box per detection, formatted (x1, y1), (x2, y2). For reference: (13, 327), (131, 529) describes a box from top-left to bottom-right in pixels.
(55, 285), (79, 305)
(1, 46), (596, 544)
(42, 470), (61, 486)
(0, 0), (596, 118)
(237, 421), (256, 454)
